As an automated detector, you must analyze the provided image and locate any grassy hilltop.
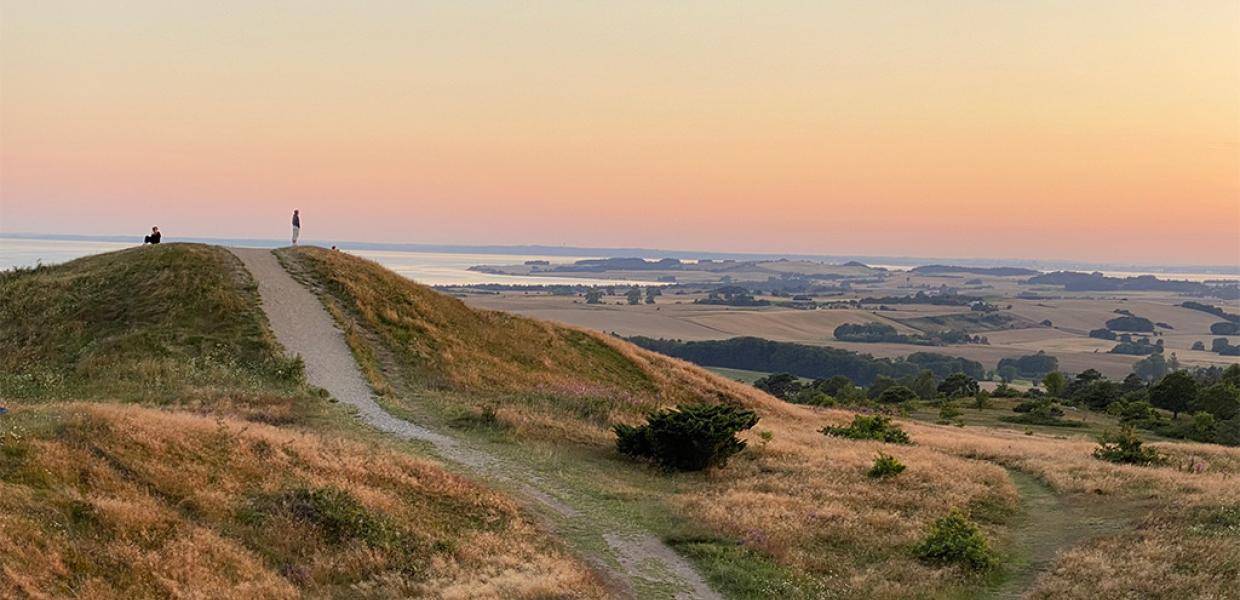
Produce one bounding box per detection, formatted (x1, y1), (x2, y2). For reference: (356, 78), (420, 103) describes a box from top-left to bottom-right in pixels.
(2, 244), (1238, 600)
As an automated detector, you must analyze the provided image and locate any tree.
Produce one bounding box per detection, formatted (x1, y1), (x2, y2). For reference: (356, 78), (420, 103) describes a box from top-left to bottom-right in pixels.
(938, 373), (979, 398)
(1191, 383), (1240, 420)
(868, 375), (898, 400)
(1120, 373), (1146, 394)
(878, 385), (919, 404)
(997, 365), (1018, 383)
(1149, 371), (1198, 420)
(905, 370), (938, 400)
(1132, 353), (1169, 382)
(1225, 364), (1240, 387)
(1042, 371), (1067, 398)
(626, 287), (643, 305)
(585, 290), (604, 304)
(814, 375), (854, 397)
(1192, 341), (1206, 351)
(753, 373), (802, 401)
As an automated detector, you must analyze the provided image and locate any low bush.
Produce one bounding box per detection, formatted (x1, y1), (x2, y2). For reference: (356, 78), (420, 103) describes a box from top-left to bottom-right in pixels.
(912, 508), (996, 571)
(867, 452), (906, 478)
(614, 403), (759, 471)
(820, 414), (911, 444)
(1093, 428), (1165, 465)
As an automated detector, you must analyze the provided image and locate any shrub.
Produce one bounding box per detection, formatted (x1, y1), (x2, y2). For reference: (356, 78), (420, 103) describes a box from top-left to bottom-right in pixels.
(877, 385), (918, 404)
(867, 452), (906, 478)
(939, 402), (963, 423)
(820, 414), (911, 444)
(614, 403), (759, 471)
(937, 373), (979, 398)
(912, 508), (996, 571)
(1093, 428), (1165, 465)
(1013, 399), (1063, 416)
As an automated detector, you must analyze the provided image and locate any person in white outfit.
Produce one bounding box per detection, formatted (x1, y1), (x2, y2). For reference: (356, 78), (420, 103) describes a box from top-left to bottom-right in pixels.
(291, 209), (301, 245)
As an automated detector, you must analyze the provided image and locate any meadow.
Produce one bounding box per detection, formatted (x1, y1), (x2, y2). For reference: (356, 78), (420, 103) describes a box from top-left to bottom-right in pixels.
(3, 244), (1237, 599)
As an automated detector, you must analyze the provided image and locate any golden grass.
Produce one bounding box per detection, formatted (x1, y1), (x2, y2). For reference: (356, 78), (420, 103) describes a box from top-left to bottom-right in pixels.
(0, 403), (605, 599)
(286, 245), (1240, 599)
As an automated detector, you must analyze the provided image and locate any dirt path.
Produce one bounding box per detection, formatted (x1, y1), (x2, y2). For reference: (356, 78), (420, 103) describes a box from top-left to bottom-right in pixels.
(230, 247), (720, 600)
(989, 469), (1140, 600)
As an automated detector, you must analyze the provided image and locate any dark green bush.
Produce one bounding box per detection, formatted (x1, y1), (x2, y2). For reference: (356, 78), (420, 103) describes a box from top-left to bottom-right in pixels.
(614, 403), (760, 471)
(1093, 428), (1165, 465)
(912, 508), (996, 571)
(867, 452), (906, 478)
(820, 414), (911, 444)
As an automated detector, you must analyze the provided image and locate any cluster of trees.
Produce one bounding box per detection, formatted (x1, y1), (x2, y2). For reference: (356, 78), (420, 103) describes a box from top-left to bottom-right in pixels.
(628, 336), (984, 385)
(995, 352), (1059, 379)
(694, 286), (769, 307)
(832, 322), (987, 346)
(1109, 335), (1164, 356)
(1105, 315), (1155, 332)
(754, 369), (984, 408)
(1211, 338), (1240, 356)
(910, 265), (1039, 276)
(584, 286), (661, 305)
(1181, 301), (1240, 323)
(860, 291), (982, 307)
(1029, 272), (1240, 299)
(1038, 365), (1240, 445)
(1211, 322), (1240, 335)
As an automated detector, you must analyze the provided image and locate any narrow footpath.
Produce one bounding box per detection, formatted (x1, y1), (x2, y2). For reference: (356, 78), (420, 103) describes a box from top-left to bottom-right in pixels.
(988, 469), (1141, 600)
(230, 247), (720, 600)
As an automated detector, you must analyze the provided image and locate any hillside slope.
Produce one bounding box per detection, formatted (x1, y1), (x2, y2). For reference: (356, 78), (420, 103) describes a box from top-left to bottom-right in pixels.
(0, 244), (605, 599)
(281, 246), (786, 438)
(282, 246), (1240, 600)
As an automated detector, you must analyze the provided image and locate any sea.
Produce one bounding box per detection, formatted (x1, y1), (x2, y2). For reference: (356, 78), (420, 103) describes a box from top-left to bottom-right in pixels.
(0, 237), (634, 287)
(2, 236), (1237, 285)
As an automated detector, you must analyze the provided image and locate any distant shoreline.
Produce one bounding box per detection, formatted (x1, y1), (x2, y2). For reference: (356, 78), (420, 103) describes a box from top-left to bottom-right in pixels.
(2, 232), (1237, 276)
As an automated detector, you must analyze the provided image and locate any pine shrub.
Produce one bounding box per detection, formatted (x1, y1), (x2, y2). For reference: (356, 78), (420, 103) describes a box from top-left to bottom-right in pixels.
(867, 452), (906, 478)
(913, 508), (996, 571)
(820, 414), (911, 444)
(614, 403), (759, 471)
(1093, 427), (1166, 465)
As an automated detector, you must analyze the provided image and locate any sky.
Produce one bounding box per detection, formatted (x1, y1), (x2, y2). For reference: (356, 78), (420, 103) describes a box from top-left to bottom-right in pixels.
(2, 1), (1238, 266)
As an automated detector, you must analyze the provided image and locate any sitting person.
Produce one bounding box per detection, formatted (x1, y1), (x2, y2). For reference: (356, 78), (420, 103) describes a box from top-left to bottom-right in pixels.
(144, 226), (161, 244)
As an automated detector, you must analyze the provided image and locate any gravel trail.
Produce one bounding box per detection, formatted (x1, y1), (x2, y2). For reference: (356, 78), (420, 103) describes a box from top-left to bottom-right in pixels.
(230, 247), (720, 600)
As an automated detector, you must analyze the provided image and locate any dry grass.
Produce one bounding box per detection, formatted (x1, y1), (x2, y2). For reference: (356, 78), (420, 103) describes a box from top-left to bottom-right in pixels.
(0, 244), (310, 416)
(285, 246), (1240, 599)
(0, 403), (605, 599)
(673, 405), (1018, 598)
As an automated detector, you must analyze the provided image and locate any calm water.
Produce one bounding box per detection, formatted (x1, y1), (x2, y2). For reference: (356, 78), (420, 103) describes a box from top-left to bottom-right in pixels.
(0, 237), (635, 286)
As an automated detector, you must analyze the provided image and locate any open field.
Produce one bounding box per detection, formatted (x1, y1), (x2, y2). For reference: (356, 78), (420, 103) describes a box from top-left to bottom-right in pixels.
(463, 294), (1240, 379)
(460, 269), (1240, 380)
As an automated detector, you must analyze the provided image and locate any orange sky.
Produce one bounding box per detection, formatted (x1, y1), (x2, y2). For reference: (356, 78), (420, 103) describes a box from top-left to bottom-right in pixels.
(2, 1), (1238, 265)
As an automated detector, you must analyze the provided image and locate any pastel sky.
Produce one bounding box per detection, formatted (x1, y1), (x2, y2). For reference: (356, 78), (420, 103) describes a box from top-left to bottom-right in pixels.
(2, 1), (1237, 265)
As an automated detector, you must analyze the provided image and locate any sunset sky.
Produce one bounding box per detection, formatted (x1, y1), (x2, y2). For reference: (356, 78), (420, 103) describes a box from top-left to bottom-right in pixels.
(2, 1), (1237, 265)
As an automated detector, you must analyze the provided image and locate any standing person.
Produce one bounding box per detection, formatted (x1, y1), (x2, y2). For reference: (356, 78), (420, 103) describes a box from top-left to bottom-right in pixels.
(143, 226), (161, 244)
(291, 210), (300, 245)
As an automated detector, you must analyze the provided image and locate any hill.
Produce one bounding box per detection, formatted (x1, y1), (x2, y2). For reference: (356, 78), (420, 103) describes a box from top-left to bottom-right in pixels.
(279, 247), (1240, 599)
(4, 244), (1240, 600)
(279, 246), (765, 440)
(0, 244), (604, 598)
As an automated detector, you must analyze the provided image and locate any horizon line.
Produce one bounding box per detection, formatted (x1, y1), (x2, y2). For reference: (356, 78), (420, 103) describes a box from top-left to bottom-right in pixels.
(2, 231), (1238, 275)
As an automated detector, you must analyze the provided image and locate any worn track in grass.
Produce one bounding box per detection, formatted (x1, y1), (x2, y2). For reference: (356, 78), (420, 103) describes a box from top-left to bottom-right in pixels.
(230, 246), (720, 600)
